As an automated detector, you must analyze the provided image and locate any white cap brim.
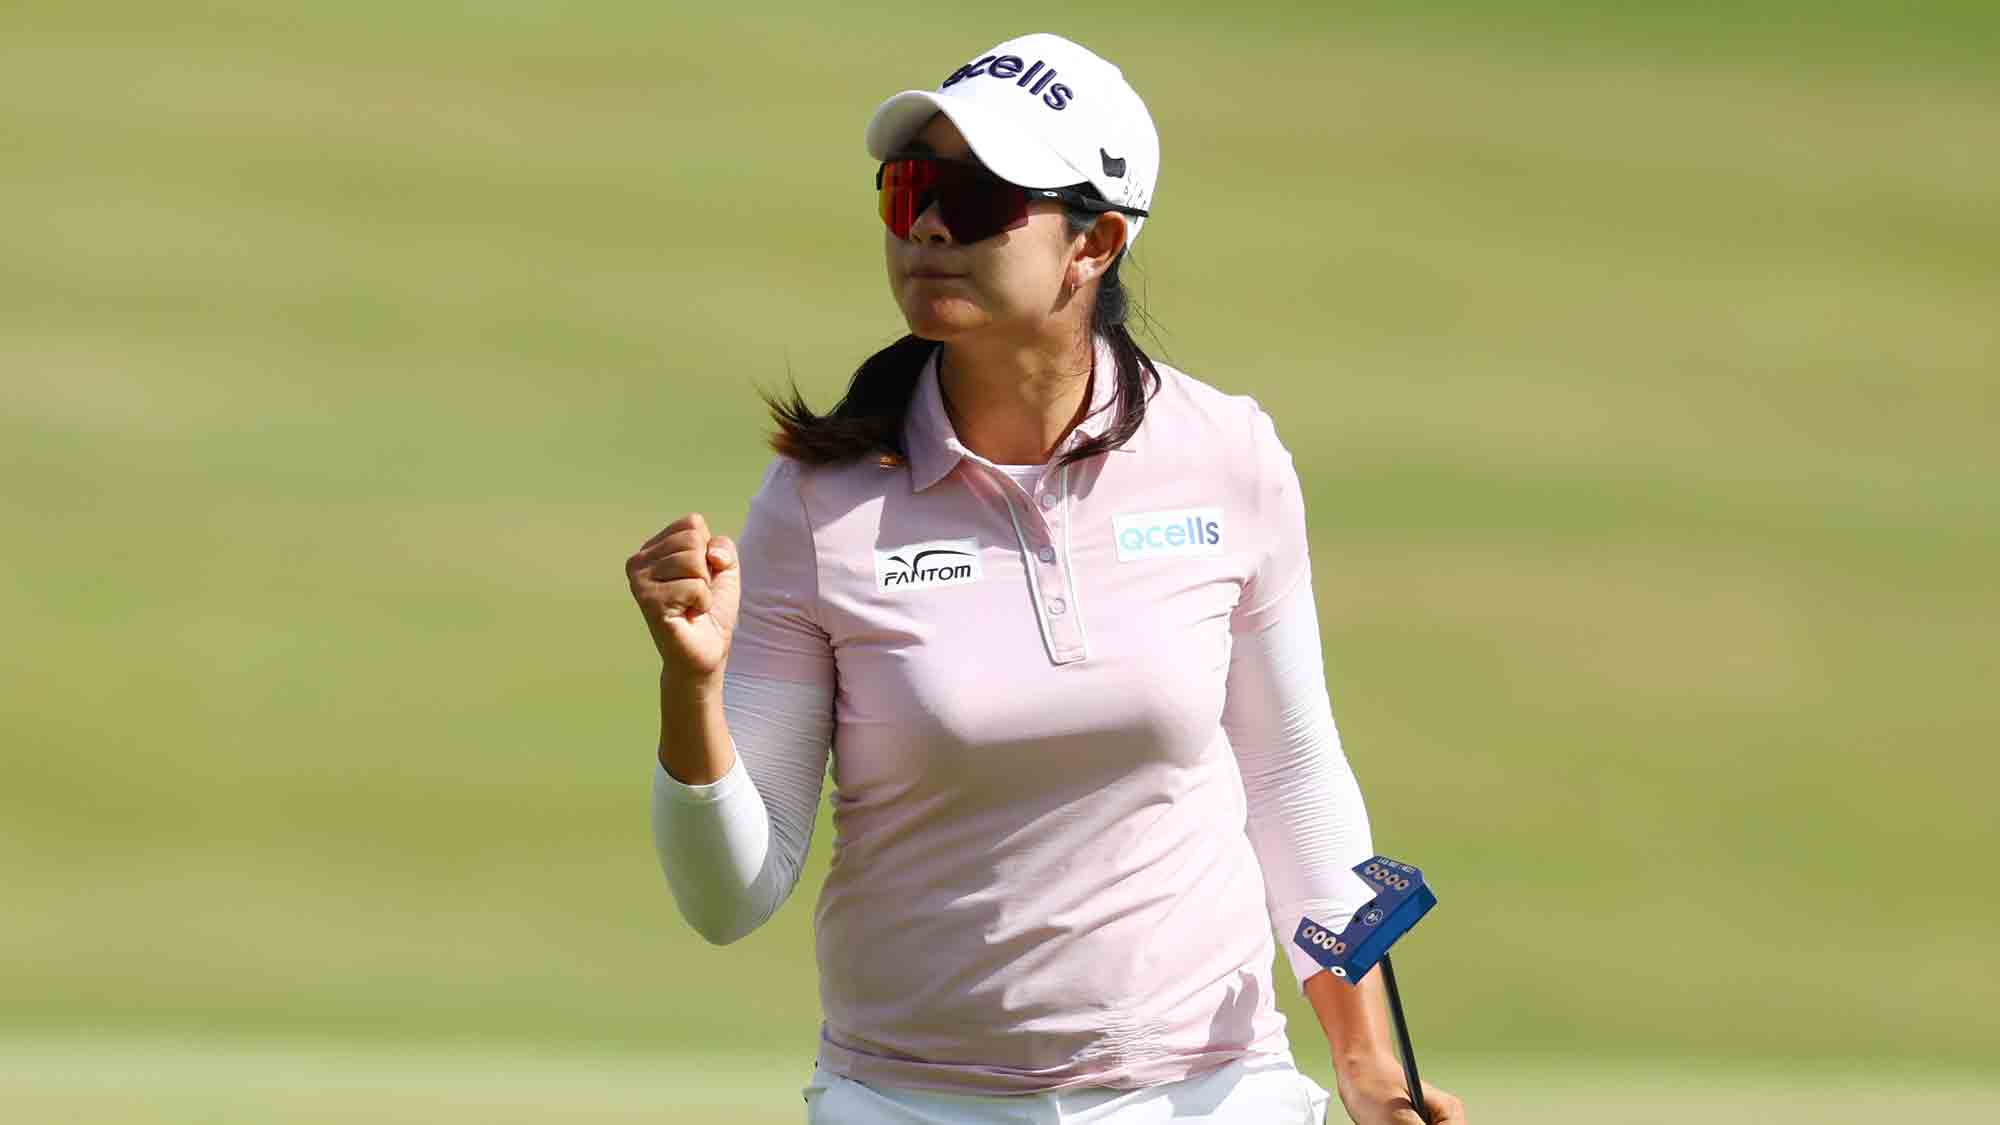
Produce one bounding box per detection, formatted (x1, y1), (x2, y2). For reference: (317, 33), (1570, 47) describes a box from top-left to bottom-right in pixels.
(864, 90), (1088, 190)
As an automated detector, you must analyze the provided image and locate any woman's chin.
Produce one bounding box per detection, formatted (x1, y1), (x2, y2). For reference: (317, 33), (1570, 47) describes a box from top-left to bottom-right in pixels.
(900, 299), (990, 340)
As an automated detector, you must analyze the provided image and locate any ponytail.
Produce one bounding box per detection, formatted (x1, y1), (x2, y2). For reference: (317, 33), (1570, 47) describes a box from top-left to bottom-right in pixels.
(761, 333), (936, 468)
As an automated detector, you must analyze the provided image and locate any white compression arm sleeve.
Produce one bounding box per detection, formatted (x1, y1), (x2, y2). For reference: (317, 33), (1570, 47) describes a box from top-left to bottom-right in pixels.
(650, 670), (833, 945)
(1222, 576), (1379, 993)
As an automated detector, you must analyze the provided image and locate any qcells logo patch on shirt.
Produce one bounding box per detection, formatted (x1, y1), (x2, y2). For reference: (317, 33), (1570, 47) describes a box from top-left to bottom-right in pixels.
(875, 538), (983, 592)
(1113, 508), (1224, 562)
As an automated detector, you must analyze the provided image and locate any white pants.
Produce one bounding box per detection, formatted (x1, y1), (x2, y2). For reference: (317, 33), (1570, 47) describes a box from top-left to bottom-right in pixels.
(801, 1058), (1332, 1123)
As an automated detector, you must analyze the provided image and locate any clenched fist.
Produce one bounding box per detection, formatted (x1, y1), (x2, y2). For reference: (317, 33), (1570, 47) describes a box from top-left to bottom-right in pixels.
(625, 512), (741, 684)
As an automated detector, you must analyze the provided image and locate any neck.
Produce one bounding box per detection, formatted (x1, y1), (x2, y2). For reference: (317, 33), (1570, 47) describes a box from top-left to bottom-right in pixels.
(937, 327), (1096, 467)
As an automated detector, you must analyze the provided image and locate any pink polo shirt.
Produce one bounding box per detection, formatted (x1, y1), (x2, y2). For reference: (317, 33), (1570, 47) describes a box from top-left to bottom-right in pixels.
(726, 337), (1314, 1093)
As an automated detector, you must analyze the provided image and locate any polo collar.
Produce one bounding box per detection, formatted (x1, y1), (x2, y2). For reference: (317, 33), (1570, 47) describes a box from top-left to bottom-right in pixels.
(904, 335), (1143, 493)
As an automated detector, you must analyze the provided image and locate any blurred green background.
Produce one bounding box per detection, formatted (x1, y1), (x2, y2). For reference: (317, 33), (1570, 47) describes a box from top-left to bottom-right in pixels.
(4, 1), (1996, 1121)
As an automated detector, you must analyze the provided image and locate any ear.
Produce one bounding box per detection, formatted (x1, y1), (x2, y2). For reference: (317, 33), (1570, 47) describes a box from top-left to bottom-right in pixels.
(1067, 212), (1128, 289)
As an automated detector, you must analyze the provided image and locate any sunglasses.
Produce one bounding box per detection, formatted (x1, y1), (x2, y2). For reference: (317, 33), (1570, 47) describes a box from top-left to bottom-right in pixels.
(876, 154), (1149, 244)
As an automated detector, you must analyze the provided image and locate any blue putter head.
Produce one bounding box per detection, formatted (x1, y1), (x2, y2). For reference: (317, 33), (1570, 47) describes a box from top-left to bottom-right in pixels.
(1292, 856), (1438, 984)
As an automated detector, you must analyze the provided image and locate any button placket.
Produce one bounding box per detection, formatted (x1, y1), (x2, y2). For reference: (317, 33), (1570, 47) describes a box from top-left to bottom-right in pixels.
(996, 461), (1086, 664)
(1037, 503), (1081, 652)
(1050, 462), (1088, 658)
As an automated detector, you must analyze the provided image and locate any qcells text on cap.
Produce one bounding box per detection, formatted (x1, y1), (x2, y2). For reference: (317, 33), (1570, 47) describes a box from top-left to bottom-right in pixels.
(940, 55), (1074, 110)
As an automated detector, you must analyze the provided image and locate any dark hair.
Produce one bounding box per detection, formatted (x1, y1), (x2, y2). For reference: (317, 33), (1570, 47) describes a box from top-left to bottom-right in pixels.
(760, 198), (1160, 471)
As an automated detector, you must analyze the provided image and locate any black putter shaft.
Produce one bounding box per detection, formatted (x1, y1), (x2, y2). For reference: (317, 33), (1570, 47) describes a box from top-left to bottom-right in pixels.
(1377, 953), (1432, 1124)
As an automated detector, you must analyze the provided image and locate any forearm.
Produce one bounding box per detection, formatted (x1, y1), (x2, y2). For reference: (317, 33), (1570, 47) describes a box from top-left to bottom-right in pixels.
(651, 671), (832, 945)
(658, 669), (735, 784)
(1303, 967), (1401, 1080)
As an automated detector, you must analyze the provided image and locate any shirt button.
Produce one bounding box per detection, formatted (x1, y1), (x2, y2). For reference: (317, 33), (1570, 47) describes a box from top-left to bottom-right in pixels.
(1039, 493), (1059, 510)
(1048, 598), (1067, 615)
(1036, 546), (1056, 563)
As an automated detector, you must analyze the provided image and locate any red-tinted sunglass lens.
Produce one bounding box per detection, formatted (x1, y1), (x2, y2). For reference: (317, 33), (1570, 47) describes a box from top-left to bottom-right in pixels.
(879, 159), (937, 239)
(935, 163), (1029, 243)
(878, 158), (1031, 243)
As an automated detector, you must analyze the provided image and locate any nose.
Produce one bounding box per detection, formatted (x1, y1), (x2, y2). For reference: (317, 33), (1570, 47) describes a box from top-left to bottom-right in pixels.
(907, 195), (954, 245)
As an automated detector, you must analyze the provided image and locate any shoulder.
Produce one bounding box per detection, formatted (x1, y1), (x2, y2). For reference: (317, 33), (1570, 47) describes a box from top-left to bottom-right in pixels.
(749, 451), (894, 529)
(1141, 356), (1289, 470)
(750, 453), (807, 506)
(741, 457), (810, 549)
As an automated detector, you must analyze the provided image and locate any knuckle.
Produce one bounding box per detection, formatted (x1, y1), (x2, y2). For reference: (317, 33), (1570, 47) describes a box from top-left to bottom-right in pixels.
(660, 575), (707, 599)
(650, 556), (701, 581)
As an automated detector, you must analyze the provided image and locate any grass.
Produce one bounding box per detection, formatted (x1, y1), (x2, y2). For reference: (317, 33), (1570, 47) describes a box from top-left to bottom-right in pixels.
(3, 0), (1997, 1109)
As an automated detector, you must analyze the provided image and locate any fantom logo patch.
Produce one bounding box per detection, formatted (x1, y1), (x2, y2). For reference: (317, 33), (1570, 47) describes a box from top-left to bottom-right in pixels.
(1113, 507), (1224, 562)
(875, 538), (983, 592)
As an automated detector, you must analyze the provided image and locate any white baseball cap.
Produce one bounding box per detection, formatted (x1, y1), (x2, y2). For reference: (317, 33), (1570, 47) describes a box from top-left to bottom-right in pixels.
(864, 32), (1160, 251)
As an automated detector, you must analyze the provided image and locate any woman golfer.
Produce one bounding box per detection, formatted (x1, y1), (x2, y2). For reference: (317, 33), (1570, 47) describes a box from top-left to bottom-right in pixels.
(629, 32), (1468, 1125)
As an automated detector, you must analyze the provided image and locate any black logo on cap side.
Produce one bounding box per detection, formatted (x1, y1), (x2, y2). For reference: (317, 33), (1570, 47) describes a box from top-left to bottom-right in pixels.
(1100, 148), (1126, 178)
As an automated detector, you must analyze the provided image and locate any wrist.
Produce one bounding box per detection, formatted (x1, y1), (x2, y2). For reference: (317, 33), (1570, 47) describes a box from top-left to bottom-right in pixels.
(656, 667), (731, 784)
(660, 665), (724, 704)
(658, 674), (724, 745)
